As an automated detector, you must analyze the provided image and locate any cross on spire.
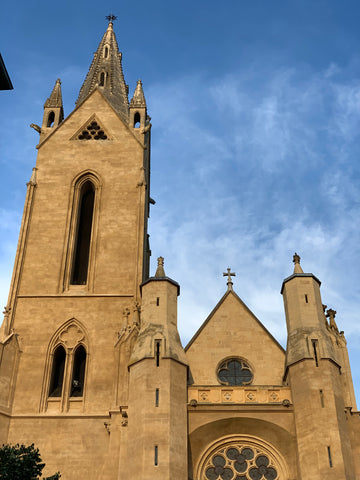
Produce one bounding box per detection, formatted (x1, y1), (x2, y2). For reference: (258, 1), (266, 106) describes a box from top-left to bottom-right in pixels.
(223, 268), (236, 291)
(105, 14), (117, 23)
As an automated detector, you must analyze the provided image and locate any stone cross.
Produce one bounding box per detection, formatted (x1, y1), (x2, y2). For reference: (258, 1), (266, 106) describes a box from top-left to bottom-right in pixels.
(223, 268), (236, 291)
(293, 252), (301, 265)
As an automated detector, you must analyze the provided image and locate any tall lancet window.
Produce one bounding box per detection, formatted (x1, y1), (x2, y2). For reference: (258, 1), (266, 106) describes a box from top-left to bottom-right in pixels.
(71, 181), (95, 285)
(49, 345), (66, 397)
(99, 72), (106, 86)
(70, 345), (87, 397)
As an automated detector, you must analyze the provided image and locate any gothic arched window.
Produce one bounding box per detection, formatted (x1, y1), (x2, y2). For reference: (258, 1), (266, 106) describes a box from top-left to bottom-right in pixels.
(49, 345), (66, 397)
(70, 345), (87, 397)
(134, 111), (141, 128)
(99, 72), (105, 86)
(47, 111), (55, 127)
(71, 181), (95, 285)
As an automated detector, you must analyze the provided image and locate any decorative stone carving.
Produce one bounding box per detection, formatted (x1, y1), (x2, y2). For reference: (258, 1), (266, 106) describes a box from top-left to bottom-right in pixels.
(59, 324), (85, 349)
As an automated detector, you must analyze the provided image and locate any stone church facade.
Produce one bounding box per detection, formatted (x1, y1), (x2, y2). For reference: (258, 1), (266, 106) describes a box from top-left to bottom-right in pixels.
(0, 20), (359, 480)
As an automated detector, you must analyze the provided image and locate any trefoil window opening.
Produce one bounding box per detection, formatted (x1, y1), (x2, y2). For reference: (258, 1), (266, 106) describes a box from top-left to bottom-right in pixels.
(71, 181), (95, 285)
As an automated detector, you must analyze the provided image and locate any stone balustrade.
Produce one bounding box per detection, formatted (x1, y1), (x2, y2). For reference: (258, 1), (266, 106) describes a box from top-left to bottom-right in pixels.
(188, 386), (292, 405)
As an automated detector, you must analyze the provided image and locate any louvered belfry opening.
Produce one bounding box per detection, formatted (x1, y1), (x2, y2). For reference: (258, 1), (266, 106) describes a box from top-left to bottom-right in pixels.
(71, 181), (95, 285)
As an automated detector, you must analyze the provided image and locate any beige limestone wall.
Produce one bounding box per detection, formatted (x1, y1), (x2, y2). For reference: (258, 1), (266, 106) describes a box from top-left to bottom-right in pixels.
(7, 416), (110, 480)
(289, 359), (355, 479)
(127, 358), (188, 480)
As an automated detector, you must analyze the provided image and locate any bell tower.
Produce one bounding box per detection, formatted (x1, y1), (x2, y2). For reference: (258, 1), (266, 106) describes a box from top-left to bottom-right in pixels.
(0, 18), (153, 479)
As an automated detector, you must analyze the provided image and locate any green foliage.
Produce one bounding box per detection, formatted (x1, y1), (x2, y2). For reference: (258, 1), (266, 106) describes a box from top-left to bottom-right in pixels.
(0, 443), (61, 480)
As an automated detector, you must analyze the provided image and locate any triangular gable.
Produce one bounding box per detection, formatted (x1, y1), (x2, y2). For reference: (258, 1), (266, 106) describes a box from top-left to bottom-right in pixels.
(37, 88), (145, 150)
(186, 290), (285, 386)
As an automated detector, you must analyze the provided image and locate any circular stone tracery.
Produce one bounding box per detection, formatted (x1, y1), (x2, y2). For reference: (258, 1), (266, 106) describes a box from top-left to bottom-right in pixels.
(217, 358), (253, 386)
(204, 444), (279, 480)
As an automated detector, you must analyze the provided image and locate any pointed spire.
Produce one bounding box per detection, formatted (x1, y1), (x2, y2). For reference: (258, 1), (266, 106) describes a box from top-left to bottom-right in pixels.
(293, 252), (304, 274)
(44, 78), (63, 109)
(130, 80), (147, 108)
(155, 257), (166, 278)
(76, 19), (129, 119)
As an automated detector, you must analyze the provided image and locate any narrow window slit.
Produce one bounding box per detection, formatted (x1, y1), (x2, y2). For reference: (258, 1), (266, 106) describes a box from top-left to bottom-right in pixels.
(155, 341), (161, 367)
(155, 388), (159, 407)
(327, 446), (333, 468)
(312, 339), (319, 367)
(305, 294), (308, 303)
(154, 445), (158, 466)
(156, 297), (160, 306)
(320, 389), (324, 408)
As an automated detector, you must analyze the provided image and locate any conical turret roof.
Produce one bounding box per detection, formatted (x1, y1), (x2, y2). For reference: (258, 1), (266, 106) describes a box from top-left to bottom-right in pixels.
(44, 78), (63, 108)
(130, 79), (147, 108)
(76, 21), (129, 119)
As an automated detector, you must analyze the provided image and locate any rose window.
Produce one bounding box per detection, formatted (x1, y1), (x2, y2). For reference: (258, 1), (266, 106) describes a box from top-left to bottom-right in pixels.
(203, 444), (279, 480)
(217, 358), (253, 386)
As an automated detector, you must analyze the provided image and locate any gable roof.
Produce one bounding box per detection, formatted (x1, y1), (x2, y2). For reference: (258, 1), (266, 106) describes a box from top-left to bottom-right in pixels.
(185, 289), (285, 353)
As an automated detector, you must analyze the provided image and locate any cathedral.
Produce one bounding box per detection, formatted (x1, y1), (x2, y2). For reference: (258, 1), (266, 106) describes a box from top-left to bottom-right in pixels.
(0, 19), (359, 480)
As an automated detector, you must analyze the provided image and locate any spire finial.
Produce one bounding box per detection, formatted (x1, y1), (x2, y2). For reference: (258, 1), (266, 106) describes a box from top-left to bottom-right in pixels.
(292, 252), (304, 274)
(155, 256), (166, 278)
(223, 268), (236, 291)
(105, 14), (117, 24)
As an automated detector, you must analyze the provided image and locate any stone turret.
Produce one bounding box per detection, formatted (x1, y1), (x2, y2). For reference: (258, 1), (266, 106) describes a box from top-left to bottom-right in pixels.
(282, 254), (355, 480)
(129, 79), (147, 130)
(127, 257), (188, 480)
(40, 78), (64, 141)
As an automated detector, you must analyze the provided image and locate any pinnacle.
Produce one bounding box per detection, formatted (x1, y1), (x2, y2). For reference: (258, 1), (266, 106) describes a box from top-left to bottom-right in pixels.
(292, 252), (304, 274)
(155, 257), (166, 278)
(44, 78), (63, 109)
(130, 79), (147, 108)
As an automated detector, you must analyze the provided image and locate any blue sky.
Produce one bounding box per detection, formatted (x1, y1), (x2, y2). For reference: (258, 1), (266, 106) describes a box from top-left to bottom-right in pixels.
(1, 1), (360, 405)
